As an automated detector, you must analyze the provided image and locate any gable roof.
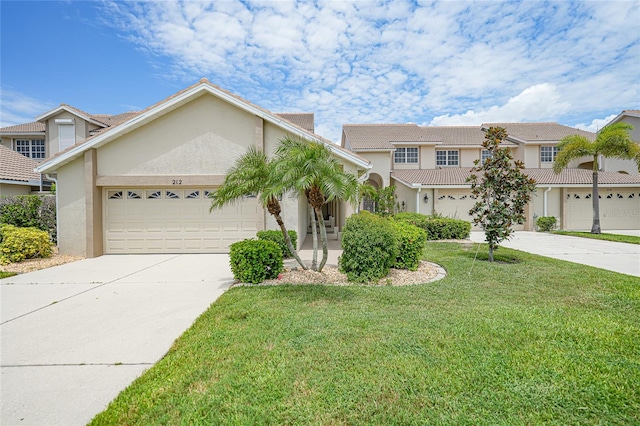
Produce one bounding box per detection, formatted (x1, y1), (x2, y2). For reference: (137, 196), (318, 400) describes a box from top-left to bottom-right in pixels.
(0, 145), (41, 184)
(392, 168), (640, 188)
(482, 122), (596, 143)
(605, 109), (640, 127)
(342, 124), (517, 150)
(0, 122), (46, 135)
(35, 104), (110, 128)
(36, 79), (370, 174)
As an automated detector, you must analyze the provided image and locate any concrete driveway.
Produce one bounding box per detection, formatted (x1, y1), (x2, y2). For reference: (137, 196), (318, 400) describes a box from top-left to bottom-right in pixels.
(469, 231), (640, 277)
(1, 254), (234, 426)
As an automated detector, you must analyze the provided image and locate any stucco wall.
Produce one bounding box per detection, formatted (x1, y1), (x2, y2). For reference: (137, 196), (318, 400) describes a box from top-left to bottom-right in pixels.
(0, 183), (31, 196)
(364, 151), (392, 187)
(57, 157), (87, 256)
(524, 145), (540, 168)
(394, 183), (416, 213)
(460, 148), (479, 167)
(531, 187), (563, 228)
(1, 137), (12, 150)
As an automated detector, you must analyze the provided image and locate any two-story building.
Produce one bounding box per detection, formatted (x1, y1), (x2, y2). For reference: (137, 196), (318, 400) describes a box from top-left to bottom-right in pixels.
(342, 121), (640, 231)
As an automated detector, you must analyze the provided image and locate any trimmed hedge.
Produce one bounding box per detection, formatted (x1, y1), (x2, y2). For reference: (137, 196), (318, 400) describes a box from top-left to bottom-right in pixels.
(393, 213), (471, 240)
(0, 224), (54, 265)
(229, 239), (283, 284)
(390, 221), (427, 271)
(536, 216), (557, 232)
(257, 230), (297, 258)
(0, 195), (57, 242)
(339, 212), (397, 283)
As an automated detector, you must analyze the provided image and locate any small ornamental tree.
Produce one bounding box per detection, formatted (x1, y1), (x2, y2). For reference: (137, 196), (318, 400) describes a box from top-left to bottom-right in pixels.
(467, 127), (537, 261)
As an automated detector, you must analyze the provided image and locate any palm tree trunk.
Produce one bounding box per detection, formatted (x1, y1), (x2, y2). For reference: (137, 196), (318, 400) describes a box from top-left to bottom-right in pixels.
(591, 168), (601, 234)
(309, 207), (318, 271)
(274, 213), (307, 270)
(316, 206), (329, 272)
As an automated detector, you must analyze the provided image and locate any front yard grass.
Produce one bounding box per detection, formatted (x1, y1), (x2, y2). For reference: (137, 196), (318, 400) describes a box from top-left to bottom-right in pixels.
(552, 230), (640, 245)
(0, 271), (17, 279)
(91, 242), (640, 425)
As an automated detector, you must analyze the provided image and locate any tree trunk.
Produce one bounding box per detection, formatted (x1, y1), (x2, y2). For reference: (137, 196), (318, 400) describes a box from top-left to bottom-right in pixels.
(316, 206), (329, 272)
(309, 207), (318, 271)
(274, 213), (307, 270)
(591, 159), (601, 234)
(488, 244), (494, 262)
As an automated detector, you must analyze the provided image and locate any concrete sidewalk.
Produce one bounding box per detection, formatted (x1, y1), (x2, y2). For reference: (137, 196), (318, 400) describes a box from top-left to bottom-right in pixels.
(1, 254), (234, 426)
(469, 231), (640, 277)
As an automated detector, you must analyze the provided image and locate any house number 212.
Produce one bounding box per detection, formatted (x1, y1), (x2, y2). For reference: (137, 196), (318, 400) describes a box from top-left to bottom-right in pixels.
(172, 179), (182, 185)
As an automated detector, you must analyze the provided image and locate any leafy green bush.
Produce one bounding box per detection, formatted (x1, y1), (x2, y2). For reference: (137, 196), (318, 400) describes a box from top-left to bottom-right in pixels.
(0, 225), (54, 264)
(257, 230), (297, 258)
(393, 212), (429, 230)
(0, 195), (57, 242)
(536, 216), (557, 232)
(229, 239), (283, 284)
(339, 211), (397, 283)
(423, 218), (471, 240)
(390, 221), (427, 271)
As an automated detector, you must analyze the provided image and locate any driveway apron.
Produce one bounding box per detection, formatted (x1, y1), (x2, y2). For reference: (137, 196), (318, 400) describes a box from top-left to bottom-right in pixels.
(469, 231), (640, 277)
(1, 254), (233, 426)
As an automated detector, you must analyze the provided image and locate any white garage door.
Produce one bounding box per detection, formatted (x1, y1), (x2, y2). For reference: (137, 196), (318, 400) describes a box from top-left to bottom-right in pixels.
(434, 189), (525, 231)
(565, 190), (640, 230)
(104, 188), (262, 254)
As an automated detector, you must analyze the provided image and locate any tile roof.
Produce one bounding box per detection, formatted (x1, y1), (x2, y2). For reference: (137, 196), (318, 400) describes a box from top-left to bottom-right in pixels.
(392, 168), (640, 187)
(483, 122), (595, 142)
(89, 112), (142, 135)
(342, 124), (517, 150)
(623, 109), (640, 114)
(0, 122), (45, 134)
(276, 113), (314, 133)
(0, 145), (40, 183)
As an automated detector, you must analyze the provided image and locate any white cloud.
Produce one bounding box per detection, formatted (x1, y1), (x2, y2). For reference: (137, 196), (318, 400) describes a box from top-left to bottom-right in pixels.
(574, 114), (617, 133)
(97, 0), (640, 141)
(0, 87), (54, 127)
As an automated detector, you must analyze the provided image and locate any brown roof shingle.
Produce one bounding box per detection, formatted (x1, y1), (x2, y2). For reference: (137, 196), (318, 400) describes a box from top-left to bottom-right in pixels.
(0, 122), (45, 134)
(392, 168), (640, 187)
(276, 113), (314, 133)
(483, 122), (596, 142)
(0, 145), (40, 182)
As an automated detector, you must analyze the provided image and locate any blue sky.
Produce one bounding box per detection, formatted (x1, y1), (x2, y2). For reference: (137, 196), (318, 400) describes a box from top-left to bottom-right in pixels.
(1, 0), (639, 142)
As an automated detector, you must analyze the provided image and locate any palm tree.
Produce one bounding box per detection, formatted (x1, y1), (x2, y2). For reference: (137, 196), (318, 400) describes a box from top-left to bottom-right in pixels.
(354, 180), (377, 213)
(553, 122), (640, 234)
(209, 145), (308, 269)
(274, 137), (358, 272)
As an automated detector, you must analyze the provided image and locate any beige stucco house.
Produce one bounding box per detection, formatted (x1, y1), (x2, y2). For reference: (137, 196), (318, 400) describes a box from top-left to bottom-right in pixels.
(343, 121), (640, 231)
(34, 79), (370, 257)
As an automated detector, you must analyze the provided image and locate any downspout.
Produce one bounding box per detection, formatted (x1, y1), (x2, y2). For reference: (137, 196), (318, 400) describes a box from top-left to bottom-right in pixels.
(416, 187), (421, 214)
(45, 174), (59, 249)
(39, 174), (43, 192)
(543, 186), (552, 217)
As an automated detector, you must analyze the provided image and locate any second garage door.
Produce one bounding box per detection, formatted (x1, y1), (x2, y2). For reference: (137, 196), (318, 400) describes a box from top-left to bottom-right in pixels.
(104, 188), (262, 254)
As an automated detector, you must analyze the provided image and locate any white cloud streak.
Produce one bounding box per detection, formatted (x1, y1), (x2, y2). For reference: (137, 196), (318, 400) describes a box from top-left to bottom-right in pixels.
(0, 87), (54, 127)
(97, 1), (640, 141)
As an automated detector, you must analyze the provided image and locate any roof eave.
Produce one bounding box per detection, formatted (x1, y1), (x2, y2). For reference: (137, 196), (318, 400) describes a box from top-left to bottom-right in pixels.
(35, 105), (107, 128)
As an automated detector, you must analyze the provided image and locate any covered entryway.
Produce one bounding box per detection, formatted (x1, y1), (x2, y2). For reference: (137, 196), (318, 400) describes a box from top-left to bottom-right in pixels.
(564, 189), (640, 230)
(104, 188), (262, 253)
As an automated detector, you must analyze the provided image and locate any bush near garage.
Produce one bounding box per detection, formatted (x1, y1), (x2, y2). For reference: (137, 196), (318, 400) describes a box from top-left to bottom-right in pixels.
(229, 239), (283, 284)
(390, 220), (427, 271)
(0, 224), (54, 265)
(536, 216), (557, 232)
(393, 212), (470, 240)
(256, 230), (297, 258)
(339, 211), (398, 283)
(0, 195), (57, 242)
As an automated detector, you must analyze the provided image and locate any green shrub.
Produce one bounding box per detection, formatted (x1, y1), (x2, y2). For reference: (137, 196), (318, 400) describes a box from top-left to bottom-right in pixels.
(0, 225), (54, 265)
(339, 211), (397, 283)
(423, 218), (471, 240)
(229, 239), (283, 284)
(393, 212), (429, 230)
(256, 230), (297, 258)
(0, 195), (57, 242)
(536, 216), (557, 232)
(390, 221), (427, 271)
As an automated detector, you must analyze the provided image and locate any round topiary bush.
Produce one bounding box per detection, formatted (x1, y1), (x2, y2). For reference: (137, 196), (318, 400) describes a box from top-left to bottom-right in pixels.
(390, 221), (427, 271)
(0, 224), (54, 264)
(339, 211), (397, 283)
(256, 230), (297, 258)
(229, 239), (283, 284)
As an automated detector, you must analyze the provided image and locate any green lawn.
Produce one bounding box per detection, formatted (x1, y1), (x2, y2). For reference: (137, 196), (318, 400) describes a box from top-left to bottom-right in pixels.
(91, 242), (640, 425)
(552, 230), (640, 245)
(0, 271), (17, 279)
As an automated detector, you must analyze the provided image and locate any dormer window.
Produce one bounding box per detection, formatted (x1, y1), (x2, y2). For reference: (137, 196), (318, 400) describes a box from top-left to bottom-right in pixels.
(56, 118), (75, 151)
(540, 146), (559, 163)
(394, 147), (418, 164)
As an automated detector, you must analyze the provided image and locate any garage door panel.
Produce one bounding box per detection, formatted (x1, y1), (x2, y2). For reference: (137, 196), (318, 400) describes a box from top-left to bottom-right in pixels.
(104, 188), (262, 254)
(565, 190), (640, 230)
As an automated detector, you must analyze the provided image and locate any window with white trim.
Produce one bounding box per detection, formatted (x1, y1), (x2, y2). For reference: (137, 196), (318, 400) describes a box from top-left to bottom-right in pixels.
(394, 147), (418, 164)
(481, 149), (492, 165)
(540, 146), (559, 163)
(15, 139), (46, 159)
(436, 150), (459, 166)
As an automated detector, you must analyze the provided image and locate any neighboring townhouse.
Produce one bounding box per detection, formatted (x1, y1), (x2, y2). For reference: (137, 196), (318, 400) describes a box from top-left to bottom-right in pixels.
(600, 110), (640, 175)
(34, 78), (371, 257)
(342, 122), (640, 231)
(0, 121), (50, 195)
